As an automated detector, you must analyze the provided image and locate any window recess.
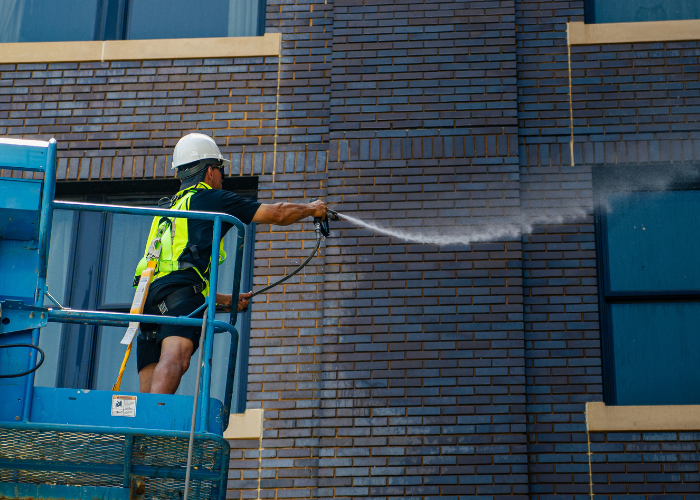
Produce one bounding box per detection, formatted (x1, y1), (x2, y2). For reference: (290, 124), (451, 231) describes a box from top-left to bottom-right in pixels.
(594, 164), (700, 406)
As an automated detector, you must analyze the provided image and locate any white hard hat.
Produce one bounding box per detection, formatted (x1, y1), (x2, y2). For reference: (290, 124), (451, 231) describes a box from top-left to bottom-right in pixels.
(172, 133), (231, 170)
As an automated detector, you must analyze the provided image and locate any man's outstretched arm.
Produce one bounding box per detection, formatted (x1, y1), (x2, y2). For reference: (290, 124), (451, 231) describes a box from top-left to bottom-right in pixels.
(252, 199), (326, 226)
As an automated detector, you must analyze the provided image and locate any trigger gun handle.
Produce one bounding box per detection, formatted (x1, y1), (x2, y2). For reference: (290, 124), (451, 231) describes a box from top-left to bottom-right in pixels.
(309, 198), (331, 238)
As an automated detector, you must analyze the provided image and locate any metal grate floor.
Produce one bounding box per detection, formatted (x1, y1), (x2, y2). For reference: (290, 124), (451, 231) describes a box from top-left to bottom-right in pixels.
(0, 427), (228, 500)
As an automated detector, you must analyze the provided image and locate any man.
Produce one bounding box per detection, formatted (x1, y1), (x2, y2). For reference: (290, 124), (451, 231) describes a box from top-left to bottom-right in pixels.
(135, 133), (326, 394)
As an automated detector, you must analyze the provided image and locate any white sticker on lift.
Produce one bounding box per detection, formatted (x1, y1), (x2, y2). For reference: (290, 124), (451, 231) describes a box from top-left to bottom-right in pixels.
(111, 395), (137, 417)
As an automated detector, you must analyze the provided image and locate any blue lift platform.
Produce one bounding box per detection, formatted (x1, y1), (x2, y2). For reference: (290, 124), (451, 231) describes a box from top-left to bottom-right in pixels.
(0, 138), (245, 499)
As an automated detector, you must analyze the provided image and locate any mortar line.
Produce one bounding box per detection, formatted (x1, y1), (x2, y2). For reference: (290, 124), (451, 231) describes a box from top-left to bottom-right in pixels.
(567, 27), (575, 167)
(586, 403), (594, 500)
(256, 414), (264, 500)
(271, 38), (282, 183)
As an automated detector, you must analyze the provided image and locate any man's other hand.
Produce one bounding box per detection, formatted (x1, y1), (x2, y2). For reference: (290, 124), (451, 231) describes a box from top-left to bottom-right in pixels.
(238, 291), (252, 311)
(215, 293), (232, 311)
(216, 292), (252, 311)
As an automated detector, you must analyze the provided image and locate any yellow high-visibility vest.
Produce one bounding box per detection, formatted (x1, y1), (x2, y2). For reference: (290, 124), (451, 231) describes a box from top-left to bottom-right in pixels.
(133, 182), (226, 297)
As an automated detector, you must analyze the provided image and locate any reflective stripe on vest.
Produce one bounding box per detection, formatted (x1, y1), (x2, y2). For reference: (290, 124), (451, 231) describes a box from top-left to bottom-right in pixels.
(133, 182), (227, 297)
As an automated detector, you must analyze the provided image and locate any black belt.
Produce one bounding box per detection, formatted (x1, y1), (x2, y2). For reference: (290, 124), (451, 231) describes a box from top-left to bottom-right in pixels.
(145, 281), (206, 316)
(137, 281), (206, 342)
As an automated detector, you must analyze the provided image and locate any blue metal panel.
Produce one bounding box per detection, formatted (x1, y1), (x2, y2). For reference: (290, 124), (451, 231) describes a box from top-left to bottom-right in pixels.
(0, 206), (41, 241)
(0, 481), (131, 500)
(0, 139), (49, 172)
(605, 190), (700, 293)
(0, 178), (42, 211)
(0, 239), (39, 304)
(0, 240), (39, 302)
(0, 178), (42, 241)
(611, 302), (700, 406)
(0, 384), (24, 421)
(29, 387), (226, 435)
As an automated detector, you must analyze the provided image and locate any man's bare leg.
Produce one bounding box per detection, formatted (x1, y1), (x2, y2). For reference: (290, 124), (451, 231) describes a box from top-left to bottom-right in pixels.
(138, 363), (157, 393)
(148, 336), (194, 394)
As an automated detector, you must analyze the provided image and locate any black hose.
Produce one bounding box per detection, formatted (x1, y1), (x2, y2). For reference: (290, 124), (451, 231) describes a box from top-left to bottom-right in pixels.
(0, 344), (45, 378)
(250, 231), (322, 298)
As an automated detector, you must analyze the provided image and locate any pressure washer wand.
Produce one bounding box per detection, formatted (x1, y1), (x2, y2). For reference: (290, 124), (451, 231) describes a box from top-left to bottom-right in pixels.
(249, 207), (340, 298)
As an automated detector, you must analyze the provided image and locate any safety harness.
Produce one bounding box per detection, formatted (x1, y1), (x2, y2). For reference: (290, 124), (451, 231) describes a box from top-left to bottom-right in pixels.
(113, 183), (225, 390)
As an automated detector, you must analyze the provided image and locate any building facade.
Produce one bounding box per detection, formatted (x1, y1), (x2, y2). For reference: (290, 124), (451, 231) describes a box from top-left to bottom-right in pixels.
(1, 0), (700, 498)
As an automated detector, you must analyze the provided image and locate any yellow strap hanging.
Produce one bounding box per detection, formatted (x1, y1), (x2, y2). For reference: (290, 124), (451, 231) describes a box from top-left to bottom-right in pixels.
(113, 260), (157, 391)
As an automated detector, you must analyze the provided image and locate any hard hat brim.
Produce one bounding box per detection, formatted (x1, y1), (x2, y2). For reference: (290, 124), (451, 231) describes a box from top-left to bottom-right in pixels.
(172, 157), (231, 170)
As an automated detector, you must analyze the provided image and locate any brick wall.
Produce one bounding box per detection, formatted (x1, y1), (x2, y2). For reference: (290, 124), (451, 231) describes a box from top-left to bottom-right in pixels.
(514, 1), (602, 499)
(246, 0), (332, 498)
(0, 57), (280, 180)
(321, 0), (530, 498)
(590, 432), (700, 497)
(2, 0), (700, 498)
(571, 41), (700, 164)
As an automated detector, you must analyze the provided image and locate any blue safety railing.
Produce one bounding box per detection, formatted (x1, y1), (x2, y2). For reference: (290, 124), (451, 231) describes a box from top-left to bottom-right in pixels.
(0, 138), (246, 500)
(49, 201), (246, 431)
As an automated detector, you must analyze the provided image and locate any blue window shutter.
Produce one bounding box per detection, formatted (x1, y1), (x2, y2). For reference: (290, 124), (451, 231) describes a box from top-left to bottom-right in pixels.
(611, 303), (700, 405)
(605, 191), (700, 293)
(597, 183), (700, 407)
(589, 0), (700, 23)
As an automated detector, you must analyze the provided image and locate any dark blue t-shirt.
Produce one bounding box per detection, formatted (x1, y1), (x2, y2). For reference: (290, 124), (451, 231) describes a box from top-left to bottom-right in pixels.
(148, 188), (259, 300)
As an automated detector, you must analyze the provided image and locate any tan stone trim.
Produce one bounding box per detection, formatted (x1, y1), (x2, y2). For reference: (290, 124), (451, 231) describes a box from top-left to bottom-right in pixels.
(0, 33), (281, 63)
(0, 40), (103, 63)
(568, 19), (700, 45)
(587, 402), (700, 431)
(223, 408), (263, 439)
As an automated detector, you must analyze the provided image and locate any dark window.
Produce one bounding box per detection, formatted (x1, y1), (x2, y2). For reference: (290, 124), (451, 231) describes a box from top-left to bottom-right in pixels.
(595, 165), (700, 406)
(0, 0), (102, 43)
(37, 182), (256, 414)
(585, 0), (700, 24)
(0, 0), (266, 43)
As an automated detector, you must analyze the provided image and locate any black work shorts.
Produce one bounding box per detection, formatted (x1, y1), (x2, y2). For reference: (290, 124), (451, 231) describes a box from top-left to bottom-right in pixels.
(136, 293), (206, 372)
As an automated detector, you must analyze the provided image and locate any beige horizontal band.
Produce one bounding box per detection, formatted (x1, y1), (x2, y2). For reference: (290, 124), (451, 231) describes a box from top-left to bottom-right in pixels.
(587, 402), (700, 431)
(569, 19), (700, 45)
(0, 33), (281, 64)
(223, 408), (263, 439)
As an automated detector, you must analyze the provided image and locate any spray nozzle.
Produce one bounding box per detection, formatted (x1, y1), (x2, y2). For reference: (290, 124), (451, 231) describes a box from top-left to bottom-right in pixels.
(326, 208), (341, 222)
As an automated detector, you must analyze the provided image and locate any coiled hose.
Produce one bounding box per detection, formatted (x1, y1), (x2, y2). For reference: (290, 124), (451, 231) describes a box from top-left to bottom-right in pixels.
(0, 344), (45, 378)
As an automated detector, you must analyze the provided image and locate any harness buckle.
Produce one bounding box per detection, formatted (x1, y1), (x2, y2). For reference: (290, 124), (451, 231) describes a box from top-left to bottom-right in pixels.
(146, 236), (162, 260)
(193, 282), (206, 294)
(158, 302), (168, 314)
